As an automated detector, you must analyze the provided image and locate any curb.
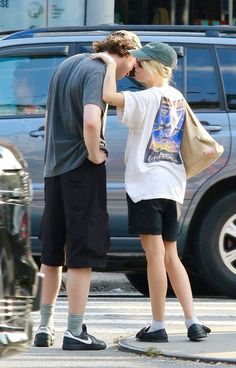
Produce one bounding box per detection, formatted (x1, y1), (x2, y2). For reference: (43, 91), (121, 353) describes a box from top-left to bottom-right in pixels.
(118, 333), (236, 364)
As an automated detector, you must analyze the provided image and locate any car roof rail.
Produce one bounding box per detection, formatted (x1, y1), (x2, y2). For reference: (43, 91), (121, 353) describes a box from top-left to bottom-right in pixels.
(3, 24), (236, 40)
(0, 29), (21, 38)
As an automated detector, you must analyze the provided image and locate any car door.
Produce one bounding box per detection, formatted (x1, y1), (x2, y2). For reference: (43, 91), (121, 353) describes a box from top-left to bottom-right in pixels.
(216, 45), (236, 167)
(0, 43), (74, 255)
(173, 44), (230, 251)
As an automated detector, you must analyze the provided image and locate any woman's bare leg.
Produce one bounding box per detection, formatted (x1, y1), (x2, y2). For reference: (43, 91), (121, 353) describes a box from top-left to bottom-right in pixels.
(140, 234), (167, 321)
(164, 241), (194, 319)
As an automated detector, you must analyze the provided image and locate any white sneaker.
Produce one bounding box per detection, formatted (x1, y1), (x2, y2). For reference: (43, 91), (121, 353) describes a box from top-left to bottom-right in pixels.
(34, 326), (55, 347)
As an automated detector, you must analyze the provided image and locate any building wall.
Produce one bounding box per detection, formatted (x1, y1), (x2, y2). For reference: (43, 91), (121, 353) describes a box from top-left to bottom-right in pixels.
(0, 0), (115, 32)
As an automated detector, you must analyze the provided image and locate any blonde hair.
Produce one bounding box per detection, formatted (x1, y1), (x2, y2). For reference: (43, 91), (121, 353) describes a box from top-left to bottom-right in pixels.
(141, 59), (173, 82)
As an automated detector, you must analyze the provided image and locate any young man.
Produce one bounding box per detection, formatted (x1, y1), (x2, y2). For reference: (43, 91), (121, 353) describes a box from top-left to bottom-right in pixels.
(34, 30), (141, 351)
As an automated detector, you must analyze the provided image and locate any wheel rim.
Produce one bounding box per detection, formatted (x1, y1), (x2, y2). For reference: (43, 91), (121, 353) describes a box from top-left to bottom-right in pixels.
(219, 214), (236, 274)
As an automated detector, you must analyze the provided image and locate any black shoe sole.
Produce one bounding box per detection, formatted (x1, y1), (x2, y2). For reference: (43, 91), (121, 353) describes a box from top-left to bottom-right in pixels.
(189, 333), (207, 341)
(136, 337), (168, 343)
(34, 334), (54, 347)
(62, 343), (106, 350)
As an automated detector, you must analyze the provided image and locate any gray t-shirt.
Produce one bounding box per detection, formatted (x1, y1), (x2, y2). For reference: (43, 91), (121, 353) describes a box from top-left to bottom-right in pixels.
(44, 54), (106, 177)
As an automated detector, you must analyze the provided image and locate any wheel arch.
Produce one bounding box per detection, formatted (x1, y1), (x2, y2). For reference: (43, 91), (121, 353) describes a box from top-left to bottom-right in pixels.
(180, 176), (236, 264)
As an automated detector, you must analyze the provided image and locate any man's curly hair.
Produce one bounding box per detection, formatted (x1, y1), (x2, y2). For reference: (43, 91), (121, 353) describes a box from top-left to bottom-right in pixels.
(93, 30), (141, 56)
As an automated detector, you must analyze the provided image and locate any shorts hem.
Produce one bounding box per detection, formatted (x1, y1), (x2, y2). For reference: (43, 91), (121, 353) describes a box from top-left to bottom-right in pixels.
(162, 236), (177, 242)
(129, 229), (177, 242)
(67, 257), (107, 269)
(129, 228), (162, 236)
(41, 258), (65, 267)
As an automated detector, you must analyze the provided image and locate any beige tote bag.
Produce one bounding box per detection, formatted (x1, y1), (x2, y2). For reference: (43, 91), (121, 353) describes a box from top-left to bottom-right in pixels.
(181, 101), (224, 179)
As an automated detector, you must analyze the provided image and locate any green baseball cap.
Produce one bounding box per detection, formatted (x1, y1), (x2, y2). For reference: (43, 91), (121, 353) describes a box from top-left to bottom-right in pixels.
(129, 42), (177, 68)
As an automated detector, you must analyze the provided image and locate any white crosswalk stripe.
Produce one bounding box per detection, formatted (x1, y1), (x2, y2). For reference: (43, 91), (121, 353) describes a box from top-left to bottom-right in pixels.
(32, 296), (236, 333)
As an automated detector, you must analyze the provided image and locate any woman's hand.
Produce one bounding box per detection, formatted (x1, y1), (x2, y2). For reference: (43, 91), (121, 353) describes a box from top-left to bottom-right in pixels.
(90, 52), (116, 66)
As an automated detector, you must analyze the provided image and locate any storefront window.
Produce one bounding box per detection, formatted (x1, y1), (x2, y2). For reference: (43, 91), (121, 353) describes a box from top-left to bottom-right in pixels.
(115, 0), (171, 24)
(115, 0), (235, 25)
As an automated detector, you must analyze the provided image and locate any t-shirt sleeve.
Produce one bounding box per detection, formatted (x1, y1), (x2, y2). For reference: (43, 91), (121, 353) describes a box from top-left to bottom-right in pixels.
(118, 90), (155, 130)
(83, 71), (106, 113)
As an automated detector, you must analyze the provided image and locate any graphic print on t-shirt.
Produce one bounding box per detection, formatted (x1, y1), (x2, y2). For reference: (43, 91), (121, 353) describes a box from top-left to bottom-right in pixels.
(144, 97), (185, 164)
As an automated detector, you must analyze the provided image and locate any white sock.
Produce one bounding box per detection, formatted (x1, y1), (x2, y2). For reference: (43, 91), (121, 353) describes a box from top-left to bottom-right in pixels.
(185, 316), (200, 329)
(149, 320), (165, 332)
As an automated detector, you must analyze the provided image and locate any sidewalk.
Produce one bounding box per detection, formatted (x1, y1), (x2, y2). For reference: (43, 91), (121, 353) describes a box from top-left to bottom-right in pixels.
(118, 331), (236, 364)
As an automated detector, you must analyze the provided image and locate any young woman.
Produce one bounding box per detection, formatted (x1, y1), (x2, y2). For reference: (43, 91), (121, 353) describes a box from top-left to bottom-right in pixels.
(91, 42), (211, 342)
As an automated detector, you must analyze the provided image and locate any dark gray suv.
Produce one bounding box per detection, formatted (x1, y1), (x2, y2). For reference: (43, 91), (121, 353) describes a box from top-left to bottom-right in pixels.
(0, 25), (235, 297)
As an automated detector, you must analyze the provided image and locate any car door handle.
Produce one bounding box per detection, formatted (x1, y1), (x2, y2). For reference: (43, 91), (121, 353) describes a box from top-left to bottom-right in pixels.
(30, 126), (45, 139)
(200, 121), (222, 132)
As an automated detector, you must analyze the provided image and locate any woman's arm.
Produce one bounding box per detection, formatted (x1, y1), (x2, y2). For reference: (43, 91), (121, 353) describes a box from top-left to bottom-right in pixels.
(90, 53), (124, 108)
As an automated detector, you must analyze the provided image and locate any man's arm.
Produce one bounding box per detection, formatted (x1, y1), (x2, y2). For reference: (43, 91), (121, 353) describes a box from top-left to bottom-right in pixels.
(83, 104), (107, 164)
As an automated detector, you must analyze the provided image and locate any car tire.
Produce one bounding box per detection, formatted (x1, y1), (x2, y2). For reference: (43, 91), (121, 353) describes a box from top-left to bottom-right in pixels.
(126, 272), (149, 296)
(126, 270), (215, 297)
(195, 192), (236, 298)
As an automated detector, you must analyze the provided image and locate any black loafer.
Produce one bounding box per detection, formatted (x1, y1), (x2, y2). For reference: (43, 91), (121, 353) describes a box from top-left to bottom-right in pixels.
(188, 324), (211, 341)
(136, 326), (168, 342)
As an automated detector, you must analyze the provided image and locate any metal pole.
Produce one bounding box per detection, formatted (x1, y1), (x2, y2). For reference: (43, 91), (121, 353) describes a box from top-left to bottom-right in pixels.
(45, 0), (49, 28)
(170, 0), (176, 24)
(228, 0), (233, 25)
(182, 0), (190, 25)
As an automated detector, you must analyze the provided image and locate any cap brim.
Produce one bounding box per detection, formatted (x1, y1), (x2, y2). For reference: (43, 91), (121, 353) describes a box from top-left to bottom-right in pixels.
(129, 49), (153, 60)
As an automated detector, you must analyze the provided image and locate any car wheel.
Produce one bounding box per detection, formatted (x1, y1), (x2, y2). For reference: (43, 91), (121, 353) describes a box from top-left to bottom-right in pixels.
(195, 192), (236, 298)
(125, 272), (149, 296)
(126, 270), (215, 297)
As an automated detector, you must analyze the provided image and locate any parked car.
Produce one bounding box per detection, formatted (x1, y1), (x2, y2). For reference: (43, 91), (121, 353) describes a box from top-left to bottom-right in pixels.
(0, 140), (42, 358)
(0, 25), (235, 297)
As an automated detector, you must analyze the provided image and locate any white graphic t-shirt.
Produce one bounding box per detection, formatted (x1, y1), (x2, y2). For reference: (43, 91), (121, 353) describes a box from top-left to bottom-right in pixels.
(118, 85), (186, 204)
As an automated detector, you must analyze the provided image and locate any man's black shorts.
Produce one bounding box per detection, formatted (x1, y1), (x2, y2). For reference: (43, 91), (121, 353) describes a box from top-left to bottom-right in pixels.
(40, 159), (110, 268)
(127, 195), (181, 242)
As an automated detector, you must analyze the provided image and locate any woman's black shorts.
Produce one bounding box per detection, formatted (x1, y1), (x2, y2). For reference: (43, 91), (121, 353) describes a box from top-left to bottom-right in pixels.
(127, 195), (181, 242)
(40, 159), (110, 269)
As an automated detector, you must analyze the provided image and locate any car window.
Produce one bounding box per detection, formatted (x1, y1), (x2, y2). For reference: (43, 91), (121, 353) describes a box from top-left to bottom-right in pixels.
(172, 55), (183, 92)
(117, 76), (144, 93)
(0, 55), (65, 116)
(217, 48), (236, 110)
(186, 47), (219, 109)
